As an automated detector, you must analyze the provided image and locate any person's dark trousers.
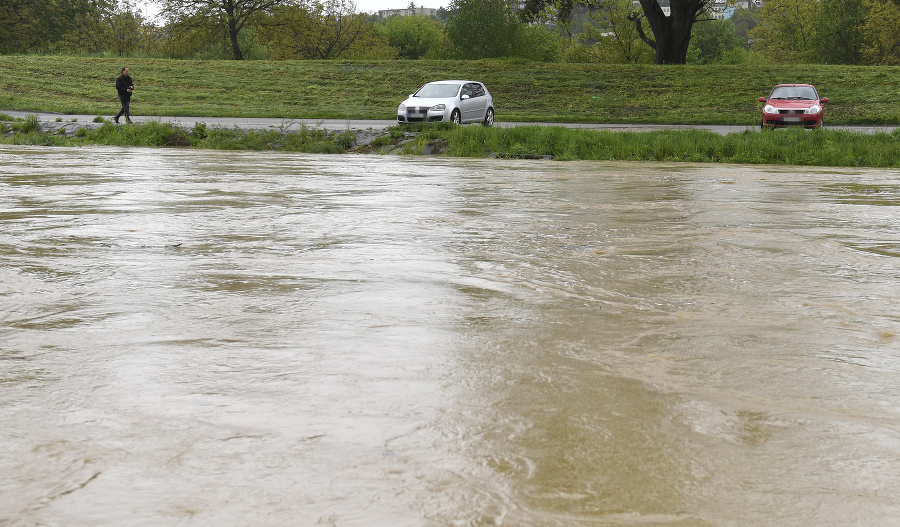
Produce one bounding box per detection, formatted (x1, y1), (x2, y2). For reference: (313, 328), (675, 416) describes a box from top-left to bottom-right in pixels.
(114, 95), (131, 123)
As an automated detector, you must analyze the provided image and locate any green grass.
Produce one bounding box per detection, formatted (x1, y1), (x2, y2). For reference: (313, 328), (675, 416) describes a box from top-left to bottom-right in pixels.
(3, 119), (898, 167)
(0, 119), (356, 153)
(1, 56), (899, 125)
(406, 123), (900, 167)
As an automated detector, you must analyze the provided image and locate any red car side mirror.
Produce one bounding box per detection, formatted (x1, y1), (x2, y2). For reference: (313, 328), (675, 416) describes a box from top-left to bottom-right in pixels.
(759, 97), (766, 102)
(821, 97), (829, 103)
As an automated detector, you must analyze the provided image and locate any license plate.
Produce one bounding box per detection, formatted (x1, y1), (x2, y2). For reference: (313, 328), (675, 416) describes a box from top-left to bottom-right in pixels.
(783, 117), (801, 122)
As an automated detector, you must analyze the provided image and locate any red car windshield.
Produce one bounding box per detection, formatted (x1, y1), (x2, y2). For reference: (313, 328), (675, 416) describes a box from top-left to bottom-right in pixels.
(770, 86), (817, 100)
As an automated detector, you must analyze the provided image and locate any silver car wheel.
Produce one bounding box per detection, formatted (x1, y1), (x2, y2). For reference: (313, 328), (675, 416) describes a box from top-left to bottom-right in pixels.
(483, 108), (494, 126)
(451, 109), (461, 125)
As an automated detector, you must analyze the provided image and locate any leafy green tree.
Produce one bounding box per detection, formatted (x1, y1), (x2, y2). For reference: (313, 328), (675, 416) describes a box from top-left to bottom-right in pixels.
(107, 6), (146, 57)
(260, 1), (387, 59)
(60, 0), (120, 54)
(513, 22), (564, 62)
(159, 0), (295, 59)
(0, 0), (115, 53)
(434, 6), (450, 22)
(573, 0), (653, 63)
(0, 0), (37, 53)
(378, 13), (444, 59)
(687, 17), (744, 64)
(134, 21), (170, 57)
(729, 6), (758, 49)
(861, 0), (900, 64)
(445, 0), (519, 58)
(520, 0), (576, 37)
(520, 0), (574, 21)
(160, 13), (237, 58)
(749, 0), (818, 63)
(813, 0), (866, 64)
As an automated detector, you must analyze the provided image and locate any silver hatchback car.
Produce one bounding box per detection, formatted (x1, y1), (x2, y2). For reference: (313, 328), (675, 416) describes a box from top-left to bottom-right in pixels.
(397, 80), (494, 125)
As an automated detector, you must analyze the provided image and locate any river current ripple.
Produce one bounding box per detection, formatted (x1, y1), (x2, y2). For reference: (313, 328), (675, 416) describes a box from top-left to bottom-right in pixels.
(2, 146), (900, 526)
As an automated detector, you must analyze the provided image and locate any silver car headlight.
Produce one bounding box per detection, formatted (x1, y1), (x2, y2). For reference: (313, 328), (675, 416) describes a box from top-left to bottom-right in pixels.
(430, 104), (445, 111)
(398, 104), (406, 112)
(805, 105), (821, 114)
(763, 105), (776, 114)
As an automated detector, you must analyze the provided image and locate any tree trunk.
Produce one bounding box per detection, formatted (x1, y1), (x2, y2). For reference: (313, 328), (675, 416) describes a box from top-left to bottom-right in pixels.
(651, 5), (694, 64)
(636, 0), (707, 64)
(229, 19), (243, 60)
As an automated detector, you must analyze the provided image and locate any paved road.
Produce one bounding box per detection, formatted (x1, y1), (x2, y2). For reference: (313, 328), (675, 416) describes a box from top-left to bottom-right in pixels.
(4, 110), (898, 136)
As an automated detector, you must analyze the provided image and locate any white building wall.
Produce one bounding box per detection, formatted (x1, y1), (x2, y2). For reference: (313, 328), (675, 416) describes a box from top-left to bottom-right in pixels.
(377, 7), (437, 19)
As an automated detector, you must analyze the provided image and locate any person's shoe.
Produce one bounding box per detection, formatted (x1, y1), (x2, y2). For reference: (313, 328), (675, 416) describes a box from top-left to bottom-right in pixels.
(126, 118), (133, 124)
(114, 118), (119, 124)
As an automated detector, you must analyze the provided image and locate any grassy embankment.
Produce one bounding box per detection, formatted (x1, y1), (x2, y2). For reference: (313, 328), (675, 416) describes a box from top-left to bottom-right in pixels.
(3, 115), (899, 167)
(2, 55), (900, 124)
(0, 114), (355, 153)
(2, 56), (899, 166)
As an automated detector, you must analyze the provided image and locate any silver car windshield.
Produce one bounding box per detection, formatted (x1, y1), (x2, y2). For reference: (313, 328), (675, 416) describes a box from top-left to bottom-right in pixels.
(415, 83), (461, 98)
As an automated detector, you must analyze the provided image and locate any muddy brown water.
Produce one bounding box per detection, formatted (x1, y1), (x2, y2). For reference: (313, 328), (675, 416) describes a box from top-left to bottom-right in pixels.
(2, 146), (899, 526)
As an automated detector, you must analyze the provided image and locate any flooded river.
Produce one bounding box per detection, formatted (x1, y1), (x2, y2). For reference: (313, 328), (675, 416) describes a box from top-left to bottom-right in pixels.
(2, 146), (899, 526)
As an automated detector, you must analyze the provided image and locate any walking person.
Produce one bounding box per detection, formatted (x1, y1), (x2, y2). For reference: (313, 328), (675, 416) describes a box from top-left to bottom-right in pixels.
(114, 67), (134, 124)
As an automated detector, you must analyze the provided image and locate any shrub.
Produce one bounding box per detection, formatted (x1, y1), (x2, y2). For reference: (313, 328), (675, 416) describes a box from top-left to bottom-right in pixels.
(12, 115), (41, 134)
(512, 24), (563, 62)
(379, 15), (444, 60)
(191, 122), (209, 141)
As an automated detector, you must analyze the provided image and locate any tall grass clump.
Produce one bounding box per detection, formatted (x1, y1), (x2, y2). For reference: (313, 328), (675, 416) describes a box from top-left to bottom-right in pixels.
(81, 121), (191, 147)
(447, 124), (493, 157)
(279, 128), (354, 153)
(0, 131), (69, 146)
(193, 126), (354, 152)
(198, 128), (281, 150)
(10, 114), (42, 134)
(719, 128), (900, 166)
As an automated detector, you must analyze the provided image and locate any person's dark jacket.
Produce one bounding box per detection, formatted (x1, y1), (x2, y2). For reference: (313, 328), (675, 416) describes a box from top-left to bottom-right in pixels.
(116, 74), (134, 98)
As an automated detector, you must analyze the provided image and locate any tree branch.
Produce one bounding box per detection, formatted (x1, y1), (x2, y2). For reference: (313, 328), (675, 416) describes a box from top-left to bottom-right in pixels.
(626, 10), (655, 50)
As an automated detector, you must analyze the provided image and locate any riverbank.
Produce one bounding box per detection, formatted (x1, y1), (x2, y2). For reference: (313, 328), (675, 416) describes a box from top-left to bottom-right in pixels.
(2, 56), (900, 125)
(3, 112), (899, 167)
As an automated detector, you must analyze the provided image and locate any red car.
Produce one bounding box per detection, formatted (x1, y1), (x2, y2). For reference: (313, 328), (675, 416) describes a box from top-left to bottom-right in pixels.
(759, 84), (828, 129)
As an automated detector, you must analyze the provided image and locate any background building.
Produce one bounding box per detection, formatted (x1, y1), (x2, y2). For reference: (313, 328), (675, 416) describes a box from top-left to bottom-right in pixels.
(378, 6), (437, 18)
